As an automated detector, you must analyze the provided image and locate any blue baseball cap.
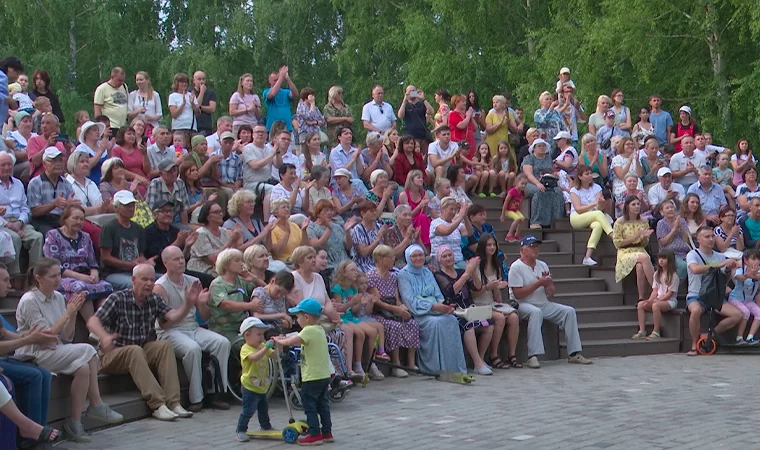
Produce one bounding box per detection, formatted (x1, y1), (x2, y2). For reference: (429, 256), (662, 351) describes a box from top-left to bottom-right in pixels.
(520, 236), (543, 247)
(288, 298), (323, 317)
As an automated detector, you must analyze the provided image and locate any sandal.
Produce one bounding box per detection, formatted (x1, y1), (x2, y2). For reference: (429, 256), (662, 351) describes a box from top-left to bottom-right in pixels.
(507, 355), (523, 368)
(687, 349), (698, 357)
(36, 425), (61, 444)
(486, 356), (510, 369)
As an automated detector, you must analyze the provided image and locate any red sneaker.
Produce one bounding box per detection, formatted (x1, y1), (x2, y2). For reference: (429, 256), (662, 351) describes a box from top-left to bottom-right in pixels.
(298, 434), (324, 446)
(322, 433), (334, 443)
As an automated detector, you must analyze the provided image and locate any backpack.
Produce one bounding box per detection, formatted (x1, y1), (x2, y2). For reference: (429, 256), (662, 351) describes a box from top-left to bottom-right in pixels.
(695, 251), (727, 310)
(201, 353), (224, 395)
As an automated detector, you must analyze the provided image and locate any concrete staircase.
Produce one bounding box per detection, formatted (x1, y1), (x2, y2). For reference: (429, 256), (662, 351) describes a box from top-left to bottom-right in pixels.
(480, 196), (682, 359)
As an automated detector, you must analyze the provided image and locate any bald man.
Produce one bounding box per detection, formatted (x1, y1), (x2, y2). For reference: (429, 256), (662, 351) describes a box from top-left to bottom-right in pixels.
(94, 67), (128, 132)
(88, 264), (197, 421)
(0, 152), (42, 274)
(192, 71), (217, 136)
(154, 246), (230, 411)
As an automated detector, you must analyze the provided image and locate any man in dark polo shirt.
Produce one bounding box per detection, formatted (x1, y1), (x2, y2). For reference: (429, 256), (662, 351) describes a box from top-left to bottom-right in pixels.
(192, 71), (217, 136)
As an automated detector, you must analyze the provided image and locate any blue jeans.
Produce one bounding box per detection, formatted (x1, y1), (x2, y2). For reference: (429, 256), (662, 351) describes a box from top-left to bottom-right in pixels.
(0, 358), (51, 425)
(301, 378), (331, 437)
(0, 375), (17, 450)
(236, 388), (271, 433)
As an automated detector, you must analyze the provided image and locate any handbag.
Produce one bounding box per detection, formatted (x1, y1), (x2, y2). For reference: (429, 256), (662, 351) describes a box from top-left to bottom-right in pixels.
(601, 126), (616, 150)
(540, 173), (559, 190)
(695, 250), (727, 311)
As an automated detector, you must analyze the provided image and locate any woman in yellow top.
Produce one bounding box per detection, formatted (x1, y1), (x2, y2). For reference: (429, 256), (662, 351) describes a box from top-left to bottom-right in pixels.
(612, 195), (655, 302)
(485, 95), (514, 159)
(270, 198), (309, 264)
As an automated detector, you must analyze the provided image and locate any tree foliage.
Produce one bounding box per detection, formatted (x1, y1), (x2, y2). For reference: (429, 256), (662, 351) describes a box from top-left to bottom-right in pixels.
(2, 0), (759, 145)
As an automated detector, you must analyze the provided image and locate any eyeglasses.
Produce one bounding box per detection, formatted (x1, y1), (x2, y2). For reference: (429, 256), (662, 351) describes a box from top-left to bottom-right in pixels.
(376, 104), (384, 114)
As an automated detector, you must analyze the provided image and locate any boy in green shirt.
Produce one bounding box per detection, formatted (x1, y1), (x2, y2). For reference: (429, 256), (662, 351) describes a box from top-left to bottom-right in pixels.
(274, 298), (333, 446)
(235, 317), (275, 442)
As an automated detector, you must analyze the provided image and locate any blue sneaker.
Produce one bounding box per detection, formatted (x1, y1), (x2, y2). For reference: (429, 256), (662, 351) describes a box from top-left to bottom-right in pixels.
(746, 337), (758, 345)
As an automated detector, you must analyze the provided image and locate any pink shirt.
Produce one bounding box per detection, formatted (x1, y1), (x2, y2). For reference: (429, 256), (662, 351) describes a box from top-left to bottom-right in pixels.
(27, 137), (65, 179)
(111, 145), (148, 179)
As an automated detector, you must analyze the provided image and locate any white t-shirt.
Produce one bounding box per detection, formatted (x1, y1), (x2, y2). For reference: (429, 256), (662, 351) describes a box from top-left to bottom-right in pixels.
(168, 92), (197, 130)
(427, 140), (459, 172)
(127, 90), (163, 128)
(242, 142), (274, 185)
(555, 146), (579, 176)
(686, 249), (726, 298)
(647, 182), (685, 209)
(270, 183), (303, 214)
(669, 152), (705, 186)
(569, 184), (601, 215)
(652, 272), (679, 306)
(429, 217), (465, 263)
(65, 174), (103, 208)
(508, 258), (552, 306)
(292, 270), (329, 305)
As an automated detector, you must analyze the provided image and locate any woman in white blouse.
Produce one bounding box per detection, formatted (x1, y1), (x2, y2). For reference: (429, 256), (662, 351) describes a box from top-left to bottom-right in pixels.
(569, 165), (613, 266)
(168, 73), (199, 136)
(128, 71), (163, 132)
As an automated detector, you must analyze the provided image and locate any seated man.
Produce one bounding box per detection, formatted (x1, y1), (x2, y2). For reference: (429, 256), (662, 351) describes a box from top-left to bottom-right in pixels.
(647, 167), (685, 212)
(686, 165), (726, 224)
(87, 264), (196, 421)
(426, 126), (459, 185)
(0, 153), (42, 274)
(146, 126), (178, 179)
(0, 263), (55, 445)
(27, 147), (78, 236)
(508, 236), (592, 368)
(154, 246), (230, 412)
(213, 131), (243, 195)
(145, 159), (191, 229)
(99, 190), (152, 290)
(668, 135), (704, 191)
(685, 226), (742, 356)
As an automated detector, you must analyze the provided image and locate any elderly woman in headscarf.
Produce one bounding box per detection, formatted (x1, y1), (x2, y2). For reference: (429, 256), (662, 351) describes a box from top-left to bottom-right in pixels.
(183, 134), (230, 212)
(397, 244), (466, 374)
(521, 138), (565, 228)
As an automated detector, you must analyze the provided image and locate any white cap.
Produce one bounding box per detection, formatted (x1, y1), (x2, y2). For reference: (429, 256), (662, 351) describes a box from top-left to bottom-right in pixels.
(43, 147), (63, 160)
(333, 168), (352, 178)
(553, 131), (572, 141)
(559, 67), (571, 74)
(679, 105), (692, 116)
(239, 317), (271, 335)
(113, 190), (137, 205)
(657, 167), (672, 177)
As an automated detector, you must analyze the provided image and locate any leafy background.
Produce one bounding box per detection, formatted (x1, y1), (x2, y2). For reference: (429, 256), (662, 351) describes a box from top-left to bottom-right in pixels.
(2, 0), (759, 149)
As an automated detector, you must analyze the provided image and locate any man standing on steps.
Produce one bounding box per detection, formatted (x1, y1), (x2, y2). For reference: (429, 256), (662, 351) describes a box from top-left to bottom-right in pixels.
(684, 227), (742, 356)
(508, 236), (592, 368)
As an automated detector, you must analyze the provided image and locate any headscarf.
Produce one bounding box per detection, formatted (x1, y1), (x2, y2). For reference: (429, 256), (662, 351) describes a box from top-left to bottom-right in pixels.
(435, 245), (453, 267)
(191, 134), (206, 149)
(402, 244), (425, 275)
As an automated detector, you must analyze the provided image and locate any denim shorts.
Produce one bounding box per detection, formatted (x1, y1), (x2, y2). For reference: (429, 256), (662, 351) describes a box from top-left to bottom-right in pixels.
(686, 295), (709, 310)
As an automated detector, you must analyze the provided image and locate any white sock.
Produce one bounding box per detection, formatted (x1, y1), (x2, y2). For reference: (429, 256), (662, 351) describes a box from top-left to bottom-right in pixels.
(736, 336), (743, 342)
(748, 334), (754, 340)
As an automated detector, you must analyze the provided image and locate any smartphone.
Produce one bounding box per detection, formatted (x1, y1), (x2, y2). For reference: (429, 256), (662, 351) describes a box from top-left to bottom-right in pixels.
(55, 134), (70, 143)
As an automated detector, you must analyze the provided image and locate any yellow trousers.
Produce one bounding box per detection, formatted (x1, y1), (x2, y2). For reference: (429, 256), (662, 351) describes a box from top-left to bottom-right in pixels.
(570, 211), (613, 249)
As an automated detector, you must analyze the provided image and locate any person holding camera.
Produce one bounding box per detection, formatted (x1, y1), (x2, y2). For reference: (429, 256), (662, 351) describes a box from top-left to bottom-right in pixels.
(520, 138), (565, 229)
(595, 110), (628, 159)
(570, 166), (614, 266)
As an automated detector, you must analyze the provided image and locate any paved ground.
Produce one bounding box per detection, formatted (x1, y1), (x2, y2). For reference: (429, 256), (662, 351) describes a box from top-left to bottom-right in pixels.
(59, 353), (760, 450)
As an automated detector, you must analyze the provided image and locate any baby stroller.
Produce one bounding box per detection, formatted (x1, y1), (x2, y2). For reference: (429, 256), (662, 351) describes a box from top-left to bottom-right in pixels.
(277, 343), (353, 410)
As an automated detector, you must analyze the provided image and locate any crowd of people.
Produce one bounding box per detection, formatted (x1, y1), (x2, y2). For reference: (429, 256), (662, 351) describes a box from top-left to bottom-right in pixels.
(0, 56), (751, 447)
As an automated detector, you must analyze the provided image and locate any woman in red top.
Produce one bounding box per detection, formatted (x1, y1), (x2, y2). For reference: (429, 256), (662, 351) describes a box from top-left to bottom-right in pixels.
(111, 127), (150, 197)
(448, 94), (476, 157)
(398, 169), (432, 247)
(392, 135), (424, 186)
(670, 105), (699, 152)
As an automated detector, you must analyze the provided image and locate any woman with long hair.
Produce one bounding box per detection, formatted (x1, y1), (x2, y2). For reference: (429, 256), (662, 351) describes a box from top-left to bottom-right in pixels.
(732, 138), (756, 187)
(681, 193), (706, 236)
(631, 107), (656, 148)
(298, 131), (327, 180)
(398, 170), (432, 247)
(168, 73), (199, 137)
(111, 127), (150, 195)
(587, 95), (611, 135)
(228, 73), (261, 135)
(128, 71), (163, 136)
(609, 89), (631, 131)
(570, 165), (614, 266)
(613, 196), (655, 302)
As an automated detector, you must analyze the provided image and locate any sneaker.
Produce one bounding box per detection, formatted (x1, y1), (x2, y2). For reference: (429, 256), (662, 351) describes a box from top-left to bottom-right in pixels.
(298, 434), (324, 446)
(506, 234), (516, 241)
(187, 402), (203, 412)
(473, 365), (493, 376)
(375, 351), (390, 361)
(631, 330), (646, 340)
(322, 433), (334, 443)
(568, 353), (593, 365)
(391, 368), (409, 378)
(236, 431), (250, 442)
(348, 369), (364, 382)
(171, 404), (193, 418)
(368, 363), (385, 380)
(210, 398), (230, 410)
(478, 193), (486, 198)
(152, 405), (177, 421)
(647, 331), (661, 340)
(64, 419), (90, 443)
(736, 338), (747, 346)
(749, 337), (760, 345)
(526, 356), (540, 369)
(489, 193), (497, 197)
(582, 257), (598, 266)
(86, 402), (124, 424)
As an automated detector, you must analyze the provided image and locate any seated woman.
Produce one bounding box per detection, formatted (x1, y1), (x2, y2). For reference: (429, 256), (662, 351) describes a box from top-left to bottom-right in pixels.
(187, 203), (242, 277)
(76, 120), (110, 183)
(42, 205), (113, 323)
(682, 193), (707, 236)
(270, 198), (309, 265)
(251, 270), (296, 336)
(349, 200), (389, 274)
(99, 157), (148, 228)
(367, 245), (420, 378)
(714, 206), (744, 253)
(298, 131), (327, 180)
(184, 135), (230, 211)
(613, 196), (655, 302)
(15, 258), (122, 442)
(243, 244), (275, 287)
(111, 127), (150, 197)
(433, 246), (494, 376)
(430, 196), (472, 269)
(569, 165), (613, 266)
(305, 166), (340, 217)
(306, 199), (354, 281)
(735, 166), (760, 222)
(398, 169), (432, 249)
(65, 150), (110, 243)
(472, 234), (521, 369)
(333, 168), (367, 220)
(398, 245), (466, 375)
(365, 169), (396, 223)
(270, 163), (310, 220)
(223, 190), (274, 251)
(208, 249), (261, 342)
(521, 138), (565, 228)
(179, 160), (215, 224)
(446, 164), (474, 206)
(615, 174), (651, 219)
(385, 204), (425, 269)
(656, 200), (691, 279)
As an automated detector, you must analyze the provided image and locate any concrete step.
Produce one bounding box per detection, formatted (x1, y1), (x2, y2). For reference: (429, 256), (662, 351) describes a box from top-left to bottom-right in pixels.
(577, 321), (644, 341)
(575, 306), (637, 324)
(0, 290), (22, 310)
(505, 251), (572, 266)
(560, 337), (681, 358)
(47, 391), (151, 433)
(552, 291), (625, 309)
(543, 264), (590, 279)
(550, 278), (608, 295)
(499, 239), (559, 253)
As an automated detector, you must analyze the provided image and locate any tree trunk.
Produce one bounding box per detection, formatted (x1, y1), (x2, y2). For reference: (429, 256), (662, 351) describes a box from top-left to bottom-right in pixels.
(705, 3), (730, 135)
(526, 0), (536, 58)
(68, 16), (77, 92)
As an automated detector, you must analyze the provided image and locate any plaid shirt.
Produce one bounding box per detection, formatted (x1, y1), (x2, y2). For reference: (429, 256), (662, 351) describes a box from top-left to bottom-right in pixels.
(212, 149), (243, 184)
(95, 289), (172, 347)
(145, 178), (190, 219)
(27, 172), (75, 215)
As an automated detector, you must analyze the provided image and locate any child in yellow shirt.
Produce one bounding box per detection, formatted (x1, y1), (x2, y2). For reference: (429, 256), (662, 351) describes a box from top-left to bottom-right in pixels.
(235, 317), (275, 442)
(274, 298), (333, 446)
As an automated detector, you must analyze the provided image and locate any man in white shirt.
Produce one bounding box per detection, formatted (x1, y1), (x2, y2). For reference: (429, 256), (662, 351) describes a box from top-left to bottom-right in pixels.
(241, 124), (281, 194)
(361, 85), (396, 133)
(147, 126), (177, 179)
(205, 116), (233, 155)
(508, 236), (591, 369)
(647, 167), (685, 211)
(669, 135), (703, 190)
(426, 126), (459, 184)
